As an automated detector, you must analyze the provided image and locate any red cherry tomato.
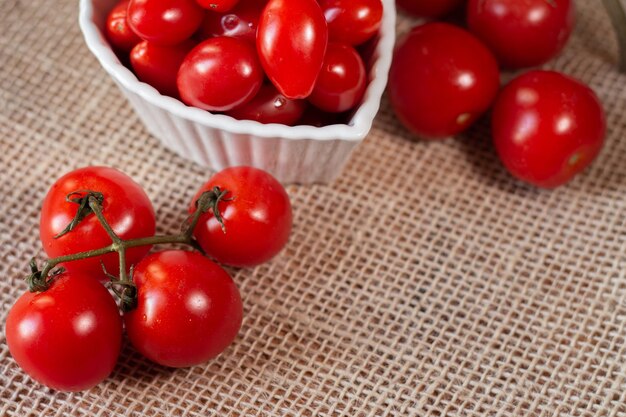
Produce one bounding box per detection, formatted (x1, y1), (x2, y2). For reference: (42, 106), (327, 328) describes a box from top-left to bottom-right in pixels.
(388, 22), (500, 139)
(319, 0), (383, 46)
(178, 37), (263, 111)
(257, 0), (328, 99)
(39, 166), (156, 277)
(130, 40), (195, 97)
(5, 272), (122, 391)
(467, 0), (575, 69)
(198, 0), (266, 43)
(309, 43), (367, 113)
(191, 167), (292, 267)
(396, 0), (464, 18)
(105, 0), (141, 53)
(196, 0), (240, 12)
(127, 0), (205, 45)
(227, 84), (306, 125)
(124, 250), (243, 368)
(492, 70), (606, 188)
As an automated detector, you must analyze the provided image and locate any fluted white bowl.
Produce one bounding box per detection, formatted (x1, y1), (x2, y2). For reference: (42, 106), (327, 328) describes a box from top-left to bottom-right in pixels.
(79, 0), (396, 184)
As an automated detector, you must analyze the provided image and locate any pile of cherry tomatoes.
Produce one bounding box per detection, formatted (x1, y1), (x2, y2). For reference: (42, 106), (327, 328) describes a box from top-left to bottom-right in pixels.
(391, 0), (607, 188)
(105, 0), (383, 126)
(5, 166), (292, 391)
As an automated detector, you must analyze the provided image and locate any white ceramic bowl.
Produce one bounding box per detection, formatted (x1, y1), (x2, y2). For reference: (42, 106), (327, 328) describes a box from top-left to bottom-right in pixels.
(79, 0), (396, 184)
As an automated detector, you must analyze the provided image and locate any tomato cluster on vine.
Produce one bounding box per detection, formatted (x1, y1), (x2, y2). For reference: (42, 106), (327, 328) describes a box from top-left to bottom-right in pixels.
(105, 0), (383, 125)
(5, 166), (292, 391)
(390, 0), (607, 189)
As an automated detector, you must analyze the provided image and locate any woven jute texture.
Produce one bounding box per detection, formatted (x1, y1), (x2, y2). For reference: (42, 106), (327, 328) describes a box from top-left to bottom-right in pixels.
(2, 0), (626, 415)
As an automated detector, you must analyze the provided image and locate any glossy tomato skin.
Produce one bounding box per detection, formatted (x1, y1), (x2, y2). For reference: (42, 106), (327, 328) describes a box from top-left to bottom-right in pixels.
(124, 251), (243, 368)
(257, 0), (328, 99)
(105, 0), (141, 53)
(320, 0), (383, 46)
(467, 0), (575, 69)
(492, 71), (606, 188)
(198, 0), (266, 43)
(227, 84), (306, 125)
(127, 0), (205, 45)
(39, 167), (156, 277)
(389, 23), (500, 139)
(178, 37), (263, 111)
(191, 167), (292, 267)
(309, 43), (367, 113)
(196, 0), (240, 12)
(5, 273), (122, 391)
(396, 0), (465, 18)
(130, 40), (195, 97)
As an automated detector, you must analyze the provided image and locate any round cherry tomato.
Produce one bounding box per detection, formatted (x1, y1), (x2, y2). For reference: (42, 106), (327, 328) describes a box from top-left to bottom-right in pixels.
(128, 0), (205, 45)
(39, 166), (156, 277)
(198, 0), (266, 43)
(130, 40), (195, 97)
(492, 70), (606, 188)
(309, 43), (367, 113)
(257, 0), (328, 99)
(191, 167), (292, 267)
(320, 0), (383, 46)
(227, 84), (306, 125)
(467, 0), (575, 69)
(124, 250), (243, 368)
(178, 37), (263, 111)
(105, 0), (141, 53)
(396, 0), (464, 18)
(195, 0), (240, 12)
(6, 272), (122, 391)
(388, 22), (500, 139)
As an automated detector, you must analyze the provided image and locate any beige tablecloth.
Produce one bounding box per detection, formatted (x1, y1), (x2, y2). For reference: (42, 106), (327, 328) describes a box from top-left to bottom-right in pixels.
(1, 0), (626, 415)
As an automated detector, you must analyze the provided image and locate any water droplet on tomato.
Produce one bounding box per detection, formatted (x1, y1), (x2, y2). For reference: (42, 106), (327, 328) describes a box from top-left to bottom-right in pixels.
(274, 97), (286, 109)
(223, 15), (238, 31)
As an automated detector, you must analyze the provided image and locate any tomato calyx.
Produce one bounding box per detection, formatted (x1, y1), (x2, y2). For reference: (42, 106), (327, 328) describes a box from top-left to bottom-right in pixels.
(53, 191), (105, 239)
(26, 259), (65, 293)
(26, 188), (233, 310)
(193, 186), (232, 233)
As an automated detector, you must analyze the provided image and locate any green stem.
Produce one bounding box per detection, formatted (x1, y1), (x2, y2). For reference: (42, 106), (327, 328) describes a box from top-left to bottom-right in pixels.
(27, 187), (229, 307)
(603, 0), (626, 72)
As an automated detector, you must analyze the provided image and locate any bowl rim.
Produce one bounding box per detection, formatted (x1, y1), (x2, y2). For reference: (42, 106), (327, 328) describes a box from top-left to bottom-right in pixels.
(78, 0), (396, 142)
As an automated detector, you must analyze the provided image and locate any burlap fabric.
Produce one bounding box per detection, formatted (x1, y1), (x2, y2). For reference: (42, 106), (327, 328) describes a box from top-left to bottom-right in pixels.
(2, 0), (626, 415)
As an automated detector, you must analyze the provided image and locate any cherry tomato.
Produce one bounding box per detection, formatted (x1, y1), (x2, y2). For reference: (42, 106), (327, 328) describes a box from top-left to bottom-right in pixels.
(178, 37), (263, 111)
(5, 272), (122, 391)
(388, 22), (500, 139)
(320, 0), (383, 46)
(196, 0), (240, 12)
(257, 0), (328, 99)
(309, 43), (367, 113)
(227, 84), (306, 125)
(130, 40), (195, 97)
(124, 250), (243, 368)
(39, 166), (156, 277)
(396, 0), (465, 18)
(467, 0), (575, 69)
(127, 0), (205, 45)
(105, 0), (141, 53)
(191, 167), (292, 267)
(492, 70), (606, 188)
(198, 0), (266, 43)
